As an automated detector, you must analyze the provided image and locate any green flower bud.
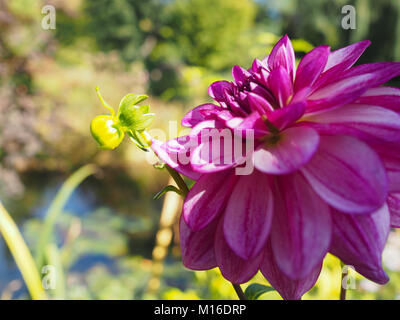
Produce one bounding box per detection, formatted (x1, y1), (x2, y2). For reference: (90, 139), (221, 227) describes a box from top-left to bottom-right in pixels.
(90, 115), (124, 150)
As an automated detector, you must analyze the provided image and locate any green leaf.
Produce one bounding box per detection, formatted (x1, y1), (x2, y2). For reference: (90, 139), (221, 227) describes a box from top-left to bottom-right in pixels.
(244, 283), (275, 300)
(153, 185), (181, 200)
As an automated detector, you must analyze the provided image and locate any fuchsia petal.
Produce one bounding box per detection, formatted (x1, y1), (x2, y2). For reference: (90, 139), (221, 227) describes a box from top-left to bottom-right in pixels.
(227, 112), (268, 139)
(324, 40), (371, 72)
(388, 193), (400, 228)
(355, 87), (400, 112)
(303, 104), (400, 143)
(215, 219), (263, 284)
(261, 240), (322, 300)
(181, 103), (223, 128)
(183, 170), (237, 231)
(151, 137), (201, 180)
(268, 34), (296, 81)
(270, 173), (331, 279)
(382, 157), (400, 192)
(190, 128), (245, 173)
(223, 170), (274, 260)
(308, 62), (400, 112)
(254, 126), (320, 175)
(267, 101), (306, 130)
(301, 135), (388, 214)
(248, 92), (275, 114)
(208, 80), (233, 102)
(330, 205), (390, 284)
(294, 45), (330, 92)
(268, 66), (293, 107)
(180, 215), (217, 270)
(232, 65), (251, 85)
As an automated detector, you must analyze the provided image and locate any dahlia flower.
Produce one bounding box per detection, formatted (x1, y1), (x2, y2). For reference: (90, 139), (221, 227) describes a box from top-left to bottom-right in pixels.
(152, 35), (400, 299)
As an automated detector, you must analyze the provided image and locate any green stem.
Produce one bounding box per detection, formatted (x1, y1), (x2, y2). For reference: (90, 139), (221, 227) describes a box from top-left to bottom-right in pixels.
(340, 260), (347, 300)
(165, 165), (189, 197)
(232, 283), (247, 300)
(0, 201), (47, 300)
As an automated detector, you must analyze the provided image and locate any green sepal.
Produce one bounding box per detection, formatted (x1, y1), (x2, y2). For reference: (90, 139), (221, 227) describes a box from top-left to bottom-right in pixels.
(127, 130), (150, 152)
(244, 283), (275, 300)
(119, 94), (148, 111)
(153, 185), (181, 200)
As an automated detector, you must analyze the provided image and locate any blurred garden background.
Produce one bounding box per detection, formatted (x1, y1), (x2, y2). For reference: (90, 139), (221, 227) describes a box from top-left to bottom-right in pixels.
(1, 0), (400, 300)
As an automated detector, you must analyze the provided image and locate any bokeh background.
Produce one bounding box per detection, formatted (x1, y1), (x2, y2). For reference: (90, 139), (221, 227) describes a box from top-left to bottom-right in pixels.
(1, 0), (400, 300)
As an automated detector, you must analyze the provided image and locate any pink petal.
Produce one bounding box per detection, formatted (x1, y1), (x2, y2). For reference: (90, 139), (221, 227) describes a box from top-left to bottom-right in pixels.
(181, 103), (223, 128)
(261, 240), (322, 300)
(268, 34), (296, 81)
(303, 104), (400, 143)
(301, 135), (388, 214)
(355, 86), (400, 112)
(223, 170), (274, 260)
(382, 157), (400, 192)
(151, 137), (201, 180)
(180, 214), (217, 270)
(248, 92), (274, 114)
(208, 80), (233, 102)
(388, 193), (400, 228)
(254, 126), (320, 175)
(294, 45), (330, 92)
(183, 170), (237, 231)
(267, 101), (306, 130)
(190, 129), (244, 173)
(270, 173), (331, 279)
(308, 62), (400, 112)
(215, 218), (263, 284)
(232, 65), (251, 85)
(324, 40), (371, 72)
(268, 66), (293, 107)
(329, 205), (390, 284)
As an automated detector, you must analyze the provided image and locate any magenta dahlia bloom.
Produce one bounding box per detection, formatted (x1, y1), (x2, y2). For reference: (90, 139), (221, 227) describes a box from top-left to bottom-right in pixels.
(152, 35), (400, 299)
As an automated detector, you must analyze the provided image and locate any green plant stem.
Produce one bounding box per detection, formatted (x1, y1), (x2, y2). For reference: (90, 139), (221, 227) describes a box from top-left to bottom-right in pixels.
(232, 283), (247, 300)
(0, 201), (47, 300)
(165, 165), (189, 197)
(35, 164), (97, 268)
(340, 260), (346, 300)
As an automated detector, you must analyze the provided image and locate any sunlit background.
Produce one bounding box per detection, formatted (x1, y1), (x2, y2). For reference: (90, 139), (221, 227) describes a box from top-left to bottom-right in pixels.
(1, 0), (400, 300)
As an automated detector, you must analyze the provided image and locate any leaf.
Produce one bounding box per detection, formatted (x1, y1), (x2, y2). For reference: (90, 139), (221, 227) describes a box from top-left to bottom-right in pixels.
(244, 283), (275, 300)
(153, 185), (182, 200)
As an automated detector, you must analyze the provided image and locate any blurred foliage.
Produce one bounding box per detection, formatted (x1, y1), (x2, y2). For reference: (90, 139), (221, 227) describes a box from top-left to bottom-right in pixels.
(1, 0), (400, 300)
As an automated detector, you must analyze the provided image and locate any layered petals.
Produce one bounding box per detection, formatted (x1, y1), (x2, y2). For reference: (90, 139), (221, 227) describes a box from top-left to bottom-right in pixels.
(223, 170), (274, 260)
(294, 45), (330, 92)
(355, 87), (400, 112)
(183, 170), (237, 231)
(215, 219), (263, 284)
(261, 240), (322, 300)
(180, 215), (217, 270)
(268, 34), (296, 81)
(388, 193), (400, 228)
(151, 137), (201, 180)
(254, 126), (320, 175)
(329, 205), (390, 284)
(301, 135), (388, 214)
(303, 104), (400, 143)
(270, 173), (331, 279)
(308, 62), (400, 112)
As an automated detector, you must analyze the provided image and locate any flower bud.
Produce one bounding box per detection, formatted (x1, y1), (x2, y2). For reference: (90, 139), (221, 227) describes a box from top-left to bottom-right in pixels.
(90, 115), (124, 150)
